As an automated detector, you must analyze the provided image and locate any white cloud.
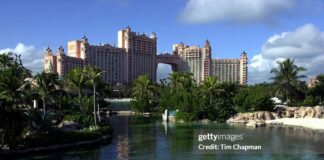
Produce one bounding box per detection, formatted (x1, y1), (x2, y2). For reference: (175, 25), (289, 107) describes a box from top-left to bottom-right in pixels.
(249, 24), (324, 84)
(0, 43), (44, 74)
(180, 0), (294, 24)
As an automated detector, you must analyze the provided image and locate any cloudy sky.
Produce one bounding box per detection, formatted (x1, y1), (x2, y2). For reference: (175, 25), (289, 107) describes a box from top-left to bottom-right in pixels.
(0, 0), (323, 84)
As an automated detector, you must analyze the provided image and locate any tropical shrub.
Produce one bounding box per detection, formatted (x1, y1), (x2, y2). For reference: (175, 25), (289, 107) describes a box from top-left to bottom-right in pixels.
(18, 126), (112, 149)
(63, 112), (94, 126)
(234, 86), (274, 112)
(270, 58), (307, 103)
(131, 75), (155, 113)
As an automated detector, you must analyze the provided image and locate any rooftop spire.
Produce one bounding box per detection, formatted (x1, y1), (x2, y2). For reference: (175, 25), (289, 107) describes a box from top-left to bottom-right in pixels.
(241, 51), (247, 57)
(46, 46), (52, 55)
(150, 32), (157, 39)
(126, 25), (131, 31)
(58, 46), (65, 55)
(205, 39), (210, 46)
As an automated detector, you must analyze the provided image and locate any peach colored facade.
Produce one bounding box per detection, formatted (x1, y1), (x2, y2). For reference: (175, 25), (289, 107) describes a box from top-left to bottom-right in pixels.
(211, 52), (248, 85)
(44, 27), (248, 85)
(44, 46), (84, 76)
(172, 41), (248, 85)
(44, 27), (156, 84)
(44, 36), (127, 83)
(172, 40), (211, 84)
(118, 26), (157, 82)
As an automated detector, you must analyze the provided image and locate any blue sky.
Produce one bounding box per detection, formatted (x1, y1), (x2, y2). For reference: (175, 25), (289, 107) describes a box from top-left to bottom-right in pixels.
(1, 0), (324, 84)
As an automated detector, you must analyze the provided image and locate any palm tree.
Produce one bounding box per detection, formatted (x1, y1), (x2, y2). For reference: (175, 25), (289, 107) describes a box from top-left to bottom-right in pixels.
(0, 52), (14, 69)
(179, 72), (195, 91)
(66, 67), (88, 112)
(33, 72), (60, 117)
(0, 53), (32, 109)
(132, 75), (155, 113)
(270, 58), (307, 103)
(168, 72), (194, 92)
(221, 82), (240, 99)
(168, 72), (181, 93)
(202, 77), (222, 105)
(85, 65), (104, 126)
(133, 75), (155, 99)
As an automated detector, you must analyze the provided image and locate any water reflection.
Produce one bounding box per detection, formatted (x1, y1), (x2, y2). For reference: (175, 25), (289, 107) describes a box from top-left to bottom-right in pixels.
(115, 116), (129, 160)
(23, 115), (324, 160)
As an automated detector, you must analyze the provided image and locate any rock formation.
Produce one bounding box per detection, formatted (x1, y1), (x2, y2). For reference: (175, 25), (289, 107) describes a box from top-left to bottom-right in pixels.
(227, 106), (324, 128)
(281, 106), (324, 118)
(226, 111), (278, 123)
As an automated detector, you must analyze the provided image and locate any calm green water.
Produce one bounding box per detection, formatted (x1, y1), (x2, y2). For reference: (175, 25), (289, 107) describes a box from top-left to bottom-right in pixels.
(24, 116), (324, 160)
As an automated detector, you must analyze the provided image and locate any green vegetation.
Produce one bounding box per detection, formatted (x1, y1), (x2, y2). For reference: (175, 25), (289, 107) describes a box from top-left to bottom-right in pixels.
(309, 74), (324, 105)
(270, 58), (307, 103)
(269, 58), (324, 106)
(33, 72), (61, 117)
(131, 58), (322, 122)
(18, 126), (112, 149)
(233, 85), (274, 112)
(85, 65), (105, 126)
(132, 73), (237, 122)
(131, 75), (156, 113)
(65, 67), (88, 112)
(0, 53), (112, 150)
(63, 112), (94, 127)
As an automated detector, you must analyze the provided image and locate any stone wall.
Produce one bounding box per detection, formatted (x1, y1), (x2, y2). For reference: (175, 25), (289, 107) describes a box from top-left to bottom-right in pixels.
(227, 106), (324, 123)
(227, 111), (278, 123)
(282, 106), (324, 118)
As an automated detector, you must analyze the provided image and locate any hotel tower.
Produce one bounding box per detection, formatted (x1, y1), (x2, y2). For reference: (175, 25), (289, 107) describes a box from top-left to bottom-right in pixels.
(44, 27), (156, 84)
(44, 27), (248, 85)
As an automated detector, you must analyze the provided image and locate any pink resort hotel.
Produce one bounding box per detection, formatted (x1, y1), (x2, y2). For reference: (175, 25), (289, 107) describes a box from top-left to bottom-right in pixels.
(44, 27), (248, 85)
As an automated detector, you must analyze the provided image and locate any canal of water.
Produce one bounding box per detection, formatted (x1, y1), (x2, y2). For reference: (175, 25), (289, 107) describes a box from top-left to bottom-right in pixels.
(23, 115), (324, 160)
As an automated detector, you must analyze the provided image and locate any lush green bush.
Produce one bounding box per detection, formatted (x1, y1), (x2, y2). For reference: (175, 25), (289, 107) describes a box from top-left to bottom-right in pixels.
(63, 112), (93, 126)
(55, 95), (74, 110)
(234, 86), (274, 112)
(158, 73), (236, 122)
(18, 126), (112, 149)
(131, 75), (155, 113)
(206, 98), (235, 122)
(0, 109), (27, 149)
(302, 96), (319, 106)
(310, 74), (324, 105)
(131, 97), (152, 113)
(157, 87), (178, 112)
(72, 96), (94, 114)
(175, 112), (191, 122)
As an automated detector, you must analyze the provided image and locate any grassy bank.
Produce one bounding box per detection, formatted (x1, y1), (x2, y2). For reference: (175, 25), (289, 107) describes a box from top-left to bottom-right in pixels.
(20, 126), (112, 149)
(0, 125), (112, 156)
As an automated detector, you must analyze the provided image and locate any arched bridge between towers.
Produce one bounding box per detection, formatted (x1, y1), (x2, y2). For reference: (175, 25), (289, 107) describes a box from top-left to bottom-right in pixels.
(155, 53), (180, 72)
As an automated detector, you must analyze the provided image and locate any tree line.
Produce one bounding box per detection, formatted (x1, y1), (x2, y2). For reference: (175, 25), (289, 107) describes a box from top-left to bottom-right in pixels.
(131, 58), (324, 121)
(0, 52), (111, 149)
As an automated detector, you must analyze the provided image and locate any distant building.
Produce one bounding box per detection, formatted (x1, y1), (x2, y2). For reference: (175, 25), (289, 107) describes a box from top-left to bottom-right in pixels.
(44, 27), (156, 84)
(308, 77), (317, 88)
(172, 40), (211, 83)
(211, 52), (248, 85)
(45, 36), (127, 83)
(44, 27), (248, 85)
(172, 41), (248, 85)
(118, 26), (157, 83)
